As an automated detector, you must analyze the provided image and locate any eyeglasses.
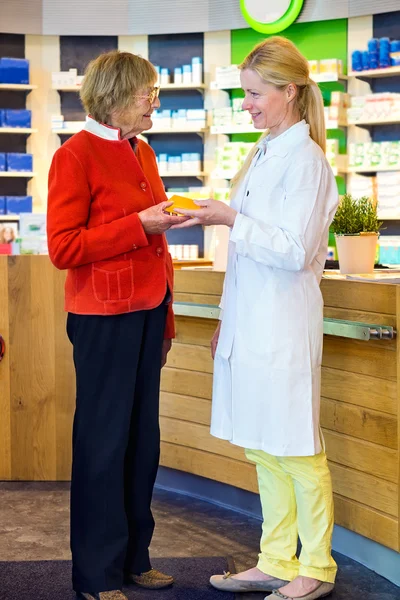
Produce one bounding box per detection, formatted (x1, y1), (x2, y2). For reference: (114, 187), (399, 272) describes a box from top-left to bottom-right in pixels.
(132, 86), (160, 104)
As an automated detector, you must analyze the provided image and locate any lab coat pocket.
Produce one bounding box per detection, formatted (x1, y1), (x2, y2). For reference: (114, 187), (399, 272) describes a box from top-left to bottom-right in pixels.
(92, 259), (134, 303)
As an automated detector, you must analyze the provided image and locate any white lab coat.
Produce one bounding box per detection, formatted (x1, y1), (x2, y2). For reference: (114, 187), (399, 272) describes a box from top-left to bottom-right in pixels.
(211, 121), (339, 456)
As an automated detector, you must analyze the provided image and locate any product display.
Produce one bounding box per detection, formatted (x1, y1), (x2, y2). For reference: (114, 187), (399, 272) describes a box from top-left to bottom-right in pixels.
(212, 141), (253, 179)
(349, 141), (400, 170)
(157, 152), (202, 174)
(168, 244), (199, 260)
(0, 57), (30, 84)
(352, 37), (400, 71)
(155, 57), (203, 86)
(5, 195), (33, 214)
(347, 93), (400, 123)
(5, 153), (33, 172)
(151, 108), (206, 130)
(0, 109), (31, 128)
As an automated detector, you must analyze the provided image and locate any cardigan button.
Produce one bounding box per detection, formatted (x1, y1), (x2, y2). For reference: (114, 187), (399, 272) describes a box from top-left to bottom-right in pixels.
(140, 181), (147, 190)
(156, 246), (163, 255)
(132, 244), (138, 250)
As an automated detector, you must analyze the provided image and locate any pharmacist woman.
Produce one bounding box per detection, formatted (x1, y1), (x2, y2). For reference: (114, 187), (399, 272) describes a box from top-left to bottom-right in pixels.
(47, 51), (189, 600)
(175, 37), (339, 600)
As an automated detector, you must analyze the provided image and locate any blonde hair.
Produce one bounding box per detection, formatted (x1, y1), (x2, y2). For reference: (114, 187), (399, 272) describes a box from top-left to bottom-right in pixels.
(231, 36), (326, 195)
(80, 50), (157, 123)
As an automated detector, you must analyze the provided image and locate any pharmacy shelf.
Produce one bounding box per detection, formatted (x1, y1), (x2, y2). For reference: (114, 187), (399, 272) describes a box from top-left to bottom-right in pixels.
(348, 66), (400, 79)
(347, 165), (400, 173)
(52, 128), (83, 135)
(210, 73), (347, 90)
(160, 83), (206, 91)
(347, 116), (400, 126)
(0, 84), (37, 91)
(146, 126), (207, 134)
(0, 172), (35, 178)
(0, 215), (20, 221)
(0, 127), (37, 134)
(52, 85), (82, 91)
(159, 172), (207, 177)
(53, 83), (206, 92)
(210, 124), (256, 134)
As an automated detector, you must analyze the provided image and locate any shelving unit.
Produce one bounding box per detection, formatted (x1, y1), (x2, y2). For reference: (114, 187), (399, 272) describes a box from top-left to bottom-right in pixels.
(0, 215), (20, 221)
(347, 165), (400, 174)
(0, 127), (37, 134)
(210, 73), (348, 90)
(348, 66), (400, 79)
(52, 128), (83, 135)
(0, 84), (37, 91)
(159, 171), (207, 178)
(347, 117), (400, 126)
(52, 82), (206, 92)
(0, 172), (35, 178)
(146, 126), (207, 134)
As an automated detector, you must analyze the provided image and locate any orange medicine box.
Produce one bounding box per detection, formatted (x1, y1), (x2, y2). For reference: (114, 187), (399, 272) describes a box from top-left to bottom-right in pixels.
(164, 194), (200, 215)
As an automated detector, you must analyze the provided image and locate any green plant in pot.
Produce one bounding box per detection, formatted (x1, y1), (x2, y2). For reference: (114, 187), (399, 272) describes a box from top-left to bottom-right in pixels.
(330, 194), (382, 274)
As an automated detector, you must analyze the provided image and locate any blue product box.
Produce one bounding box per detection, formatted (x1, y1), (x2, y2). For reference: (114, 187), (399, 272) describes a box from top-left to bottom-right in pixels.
(5, 196), (33, 215)
(4, 109), (31, 128)
(0, 197), (5, 215)
(6, 153), (33, 172)
(0, 109), (5, 127)
(0, 57), (30, 84)
(0, 153), (5, 171)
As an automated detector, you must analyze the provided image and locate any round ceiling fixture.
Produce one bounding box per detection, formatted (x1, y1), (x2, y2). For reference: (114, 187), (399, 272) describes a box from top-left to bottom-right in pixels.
(240, 0), (305, 34)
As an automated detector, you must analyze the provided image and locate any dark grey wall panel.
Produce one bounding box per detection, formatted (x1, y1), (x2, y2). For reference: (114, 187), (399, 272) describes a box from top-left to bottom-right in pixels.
(60, 36), (118, 121)
(0, 0), (42, 35)
(2, 0), (400, 36)
(43, 0), (129, 35)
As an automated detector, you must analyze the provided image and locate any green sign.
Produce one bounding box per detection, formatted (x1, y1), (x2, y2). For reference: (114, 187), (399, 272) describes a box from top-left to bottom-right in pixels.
(240, 0), (305, 34)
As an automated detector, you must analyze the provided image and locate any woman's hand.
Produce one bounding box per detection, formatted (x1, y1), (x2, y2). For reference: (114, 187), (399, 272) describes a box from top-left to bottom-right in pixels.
(170, 200), (237, 229)
(211, 321), (221, 360)
(139, 202), (190, 235)
(161, 338), (172, 368)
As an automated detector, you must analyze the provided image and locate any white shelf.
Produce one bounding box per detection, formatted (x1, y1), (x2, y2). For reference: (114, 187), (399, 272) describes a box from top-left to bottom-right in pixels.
(52, 85), (82, 91)
(347, 117), (400, 126)
(210, 73), (347, 90)
(0, 127), (37, 134)
(0, 171), (35, 178)
(211, 170), (236, 180)
(147, 126), (207, 134)
(311, 73), (348, 83)
(0, 214), (20, 221)
(52, 128), (82, 135)
(159, 172), (207, 177)
(160, 83), (205, 90)
(0, 84), (37, 91)
(210, 125), (256, 134)
(348, 66), (400, 79)
(347, 165), (400, 173)
(210, 81), (241, 90)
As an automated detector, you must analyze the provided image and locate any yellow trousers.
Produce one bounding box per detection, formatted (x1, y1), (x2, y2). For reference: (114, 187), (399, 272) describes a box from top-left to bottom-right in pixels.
(245, 448), (337, 584)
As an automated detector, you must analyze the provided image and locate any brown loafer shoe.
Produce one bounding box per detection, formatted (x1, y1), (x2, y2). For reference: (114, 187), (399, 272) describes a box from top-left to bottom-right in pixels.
(126, 568), (174, 589)
(76, 591), (128, 600)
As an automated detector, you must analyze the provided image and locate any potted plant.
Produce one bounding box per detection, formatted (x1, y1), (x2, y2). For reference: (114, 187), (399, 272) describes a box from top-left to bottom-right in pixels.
(331, 194), (382, 274)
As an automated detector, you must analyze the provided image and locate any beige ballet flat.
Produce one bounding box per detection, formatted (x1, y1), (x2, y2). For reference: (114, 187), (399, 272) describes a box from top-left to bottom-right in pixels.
(210, 571), (289, 592)
(267, 582), (335, 600)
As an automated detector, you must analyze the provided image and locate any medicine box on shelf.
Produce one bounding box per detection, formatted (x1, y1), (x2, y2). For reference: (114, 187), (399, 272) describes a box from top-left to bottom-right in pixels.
(6, 153), (33, 172)
(3, 110), (32, 128)
(6, 196), (33, 215)
(0, 58), (30, 85)
(0, 197), (5, 215)
(0, 153), (5, 171)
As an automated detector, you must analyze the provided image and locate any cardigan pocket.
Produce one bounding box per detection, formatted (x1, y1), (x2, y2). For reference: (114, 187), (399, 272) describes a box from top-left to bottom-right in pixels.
(92, 259), (134, 303)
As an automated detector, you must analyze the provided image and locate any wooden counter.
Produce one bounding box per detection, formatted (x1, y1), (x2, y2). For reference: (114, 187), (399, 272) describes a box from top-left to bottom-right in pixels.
(0, 256), (399, 554)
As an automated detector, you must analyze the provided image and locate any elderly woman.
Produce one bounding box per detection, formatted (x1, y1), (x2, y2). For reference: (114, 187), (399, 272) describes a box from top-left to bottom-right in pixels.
(47, 51), (188, 600)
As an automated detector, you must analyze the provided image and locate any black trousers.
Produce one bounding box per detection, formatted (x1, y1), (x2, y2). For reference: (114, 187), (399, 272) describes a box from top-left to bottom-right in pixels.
(66, 302), (167, 592)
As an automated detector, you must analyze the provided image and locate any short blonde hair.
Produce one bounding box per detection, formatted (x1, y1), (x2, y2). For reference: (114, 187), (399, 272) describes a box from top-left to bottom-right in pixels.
(231, 37), (326, 193)
(80, 50), (157, 123)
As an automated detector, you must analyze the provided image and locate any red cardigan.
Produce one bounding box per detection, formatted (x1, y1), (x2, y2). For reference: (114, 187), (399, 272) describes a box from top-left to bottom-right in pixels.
(47, 118), (175, 338)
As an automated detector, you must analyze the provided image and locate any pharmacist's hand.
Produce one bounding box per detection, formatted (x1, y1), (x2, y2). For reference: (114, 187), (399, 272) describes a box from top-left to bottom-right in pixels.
(139, 202), (190, 235)
(170, 199), (237, 229)
(161, 338), (172, 368)
(211, 321), (221, 360)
